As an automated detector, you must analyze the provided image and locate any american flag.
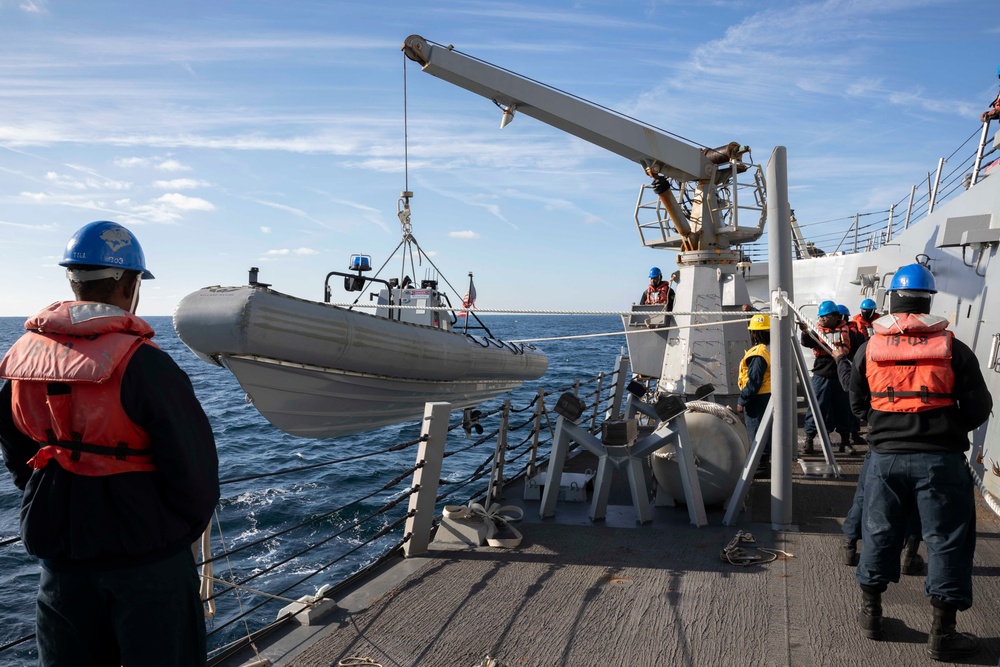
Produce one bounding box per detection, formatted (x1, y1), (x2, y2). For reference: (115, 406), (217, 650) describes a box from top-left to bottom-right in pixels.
(458, 278), (477, 317)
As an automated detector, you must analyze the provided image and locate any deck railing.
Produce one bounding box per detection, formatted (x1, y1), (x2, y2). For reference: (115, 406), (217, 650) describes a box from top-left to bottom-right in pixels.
(739, 123), (1000, 263)
(0, 357), (632, 666)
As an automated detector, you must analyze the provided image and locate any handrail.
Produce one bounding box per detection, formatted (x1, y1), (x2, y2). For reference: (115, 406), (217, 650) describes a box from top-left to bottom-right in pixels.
(740, 124), (993, 260)
(0, 357), (628, 665)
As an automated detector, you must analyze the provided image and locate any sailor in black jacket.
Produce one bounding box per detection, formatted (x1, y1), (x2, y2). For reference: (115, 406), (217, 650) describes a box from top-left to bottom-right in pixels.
(848, 264), (991, 661)
(0, 221), (219, 667)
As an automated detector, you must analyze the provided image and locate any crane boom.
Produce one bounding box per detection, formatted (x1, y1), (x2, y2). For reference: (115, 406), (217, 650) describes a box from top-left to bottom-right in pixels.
(400, 35), (771, 402)
(401, 34), (765, 255)
(402, 35), (708, 183)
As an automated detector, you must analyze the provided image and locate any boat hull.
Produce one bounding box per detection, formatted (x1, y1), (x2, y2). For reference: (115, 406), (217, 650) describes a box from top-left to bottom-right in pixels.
(173, 286), (547, 438)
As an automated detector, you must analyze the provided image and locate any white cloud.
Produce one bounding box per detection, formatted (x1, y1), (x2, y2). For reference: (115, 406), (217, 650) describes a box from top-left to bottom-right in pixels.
(18, 0), (46, 14)
(250, 198), (312, 218)
(260, 226), (271, 233)
(261, 247), (319, 257)
(151, 178), (210, 189)
(324, 196), (390, 233)
(0, 219), (57, 230)
(114, 157), (149, 168)
(247, 197), (334, 229)
(44, 170), (132, 191)
(449, 230), (480, 239)
(156, 159), (191, 172)
(153, 193), (214, 211)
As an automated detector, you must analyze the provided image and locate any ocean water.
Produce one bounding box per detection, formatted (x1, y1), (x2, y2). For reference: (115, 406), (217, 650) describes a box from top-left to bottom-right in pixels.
(0, 312), (625, 664)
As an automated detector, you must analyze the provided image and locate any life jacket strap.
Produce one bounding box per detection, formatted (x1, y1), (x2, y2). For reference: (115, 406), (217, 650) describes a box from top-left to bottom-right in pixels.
(870, 386), (952, 403)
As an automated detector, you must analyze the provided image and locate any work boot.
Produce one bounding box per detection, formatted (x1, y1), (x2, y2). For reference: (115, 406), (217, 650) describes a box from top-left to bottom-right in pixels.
(842, 538), (859, 566)
(838, 433), (856, 456)
(927, 605), (979, 661)
(901, 538), (925, 576)
(858, 589), (885, 640)
(803, 434), (816, 456)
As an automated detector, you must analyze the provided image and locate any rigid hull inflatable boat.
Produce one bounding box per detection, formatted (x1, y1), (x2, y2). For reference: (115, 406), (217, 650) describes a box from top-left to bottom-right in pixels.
(173, 278), (547, 439)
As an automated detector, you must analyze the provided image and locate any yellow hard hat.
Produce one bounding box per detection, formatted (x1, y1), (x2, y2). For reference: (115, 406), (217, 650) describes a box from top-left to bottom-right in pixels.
(748, 313), (770, 331)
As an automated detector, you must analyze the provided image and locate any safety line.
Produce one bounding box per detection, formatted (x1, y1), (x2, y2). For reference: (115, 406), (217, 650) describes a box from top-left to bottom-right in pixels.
(325, 302), (758, 316)
(509, 317), (753, 343)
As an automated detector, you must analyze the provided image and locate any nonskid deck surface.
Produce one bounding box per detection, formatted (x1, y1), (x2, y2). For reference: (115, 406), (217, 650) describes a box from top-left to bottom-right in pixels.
(231, 445), (1000, 667)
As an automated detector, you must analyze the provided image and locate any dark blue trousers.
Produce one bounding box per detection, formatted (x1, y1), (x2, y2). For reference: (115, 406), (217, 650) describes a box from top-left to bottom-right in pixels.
(36, 547), (206, 667)
(744, 393), (772, 457)
(855, 451), (976, 610)
(803, 374), (851, 437)
(843, 452), (921, 542)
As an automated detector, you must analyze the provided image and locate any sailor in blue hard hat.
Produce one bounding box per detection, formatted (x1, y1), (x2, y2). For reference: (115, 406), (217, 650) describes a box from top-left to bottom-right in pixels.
(0, 220), (219, 665)
(833, 304), (868, 447)
(816, 300), (839, 317)
(639, 266), (675, 310)
(852, 298), (878, 340)
(849, 261), (991, 658)
(59, 220), (155, 314)
(798, 299), (858, 456)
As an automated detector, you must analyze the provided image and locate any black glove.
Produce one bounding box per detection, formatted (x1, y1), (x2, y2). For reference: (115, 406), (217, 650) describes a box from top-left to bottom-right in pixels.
(652, 175), (671, 195)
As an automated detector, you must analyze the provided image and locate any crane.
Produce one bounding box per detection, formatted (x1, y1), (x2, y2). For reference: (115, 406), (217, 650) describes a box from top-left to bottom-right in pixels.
(401, 34), (766, 264)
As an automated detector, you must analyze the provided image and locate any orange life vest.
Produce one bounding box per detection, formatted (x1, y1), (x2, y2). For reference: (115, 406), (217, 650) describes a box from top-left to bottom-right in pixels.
(0, 301), (158, 476)
(645, 282), (673, 306)
(813, 321), (851, 358)
(852, 313), (875, 339)
(865, 313), (954, 413)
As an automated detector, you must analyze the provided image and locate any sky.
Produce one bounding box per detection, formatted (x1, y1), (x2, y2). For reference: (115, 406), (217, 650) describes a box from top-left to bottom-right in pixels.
(1, 0), (998, 316)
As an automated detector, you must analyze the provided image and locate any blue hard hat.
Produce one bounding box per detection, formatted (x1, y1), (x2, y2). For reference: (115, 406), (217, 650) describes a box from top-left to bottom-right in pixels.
(59, 221), (155, 279)
(888, 263), (935, 293)
(649, 267), (662, 279)
(837, 304), (850, 317)
(860, 298), (876, 310)
(817, 300), (839, 317)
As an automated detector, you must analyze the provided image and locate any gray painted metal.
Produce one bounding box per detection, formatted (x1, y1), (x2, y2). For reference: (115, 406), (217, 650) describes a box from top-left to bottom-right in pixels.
(767, 146), (796, 529)
(653, 264), (750, 397)
(404, 35), (766, 254)
(402, 401), (451, 557)
(723, 399), (774, 526)
(402, 35), (708, 183)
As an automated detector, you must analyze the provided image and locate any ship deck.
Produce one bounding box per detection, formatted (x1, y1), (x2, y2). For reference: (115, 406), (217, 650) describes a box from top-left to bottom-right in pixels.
(217, 446), (1000, 667)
